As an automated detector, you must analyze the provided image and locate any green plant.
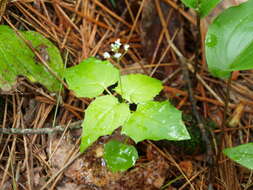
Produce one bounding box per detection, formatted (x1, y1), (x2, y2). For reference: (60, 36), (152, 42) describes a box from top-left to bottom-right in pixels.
(103, 140), (138, 172)
(0, 28), (189, 172)
(181, 0), (221, 17)
(223, 143), (253, 170)
(205, 0), (253, 170)
(181, 0), (253, 170)
(0, 25), (63, 92)
(205, 0), (253, 78)
(64, 39), (190, 172)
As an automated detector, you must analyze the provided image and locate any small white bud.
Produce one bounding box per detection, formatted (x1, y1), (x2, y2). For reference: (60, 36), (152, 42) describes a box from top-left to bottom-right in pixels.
(103, 52), (111, 59)
(111, 44), (117, 52)
(123, 44), (130, 51)
(115, 39), (121, 46)
(113, 52), (122, 59)
(111, 39), (121, 52)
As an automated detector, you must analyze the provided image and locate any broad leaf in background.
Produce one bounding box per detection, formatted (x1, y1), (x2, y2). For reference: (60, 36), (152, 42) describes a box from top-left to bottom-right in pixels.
(115, 74), (163, 104)
(80, 95), (130, 152)
(122, 101), (190, 143)
(0, 25), (63, 92)
(103, 140), (138, 172)
(181, 0), (221, 17)
(64, 57), (119, 98)
(198, 0), (222, 17)
(205, 1), (253, 78)
(22, 31), (64, 90)
(223, 143), (253, 170)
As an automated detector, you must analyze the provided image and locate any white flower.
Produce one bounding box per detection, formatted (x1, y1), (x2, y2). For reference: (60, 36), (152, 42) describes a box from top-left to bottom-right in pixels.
(111, 44), (118, 52)
(115, 39), (121, 46)
(103, 52), (111, 59)
(123, 44), (130, 51)
(111, 39), (121, 52)
(113, 52), (122, 59)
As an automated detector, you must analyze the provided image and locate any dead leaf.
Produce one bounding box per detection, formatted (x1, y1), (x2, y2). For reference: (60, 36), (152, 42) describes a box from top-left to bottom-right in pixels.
(47, 136), (75, 172)
(179, 160), (193, 177)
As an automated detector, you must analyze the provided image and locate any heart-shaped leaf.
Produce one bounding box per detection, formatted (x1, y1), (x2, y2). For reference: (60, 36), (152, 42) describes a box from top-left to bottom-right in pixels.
(122, 101), (190, 143)
(64, 57), (119, 98)
(181, 0), (221, 17)
(103, 140), (138, 172)
(115, 74), (162, 104)
(0, 25), (63, 92)
(205, 1), (253, 78)
(80, 95), (130, 152)
(223, 143), (253, 170)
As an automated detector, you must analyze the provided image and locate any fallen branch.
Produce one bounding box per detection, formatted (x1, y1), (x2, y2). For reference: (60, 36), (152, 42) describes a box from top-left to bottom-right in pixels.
(0, 120), (83, 135)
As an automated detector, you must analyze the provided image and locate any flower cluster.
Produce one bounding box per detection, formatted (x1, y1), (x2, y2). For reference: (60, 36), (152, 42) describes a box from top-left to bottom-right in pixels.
(103, 39), (129, 60)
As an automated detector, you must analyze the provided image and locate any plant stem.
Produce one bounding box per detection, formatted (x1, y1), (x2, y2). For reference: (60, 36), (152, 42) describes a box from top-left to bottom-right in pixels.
(194, 14), (201, 78)
(221, 74), (232, 132)
(52, 52), (69, 128)
(161, 175), (183, 189)
(116, 56), (124, 96)
(118, 70), (123, 96)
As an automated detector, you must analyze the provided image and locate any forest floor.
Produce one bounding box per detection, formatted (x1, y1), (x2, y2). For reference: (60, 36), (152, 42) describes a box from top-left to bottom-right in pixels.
(0, 0), (252, 189)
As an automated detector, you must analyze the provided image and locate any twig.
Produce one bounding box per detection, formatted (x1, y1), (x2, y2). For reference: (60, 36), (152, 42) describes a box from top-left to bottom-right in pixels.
(180, 57), (214, 165)
(161, 0), (196, 25)
(0, 0), (7, 22)
(0, 120), (83, 135)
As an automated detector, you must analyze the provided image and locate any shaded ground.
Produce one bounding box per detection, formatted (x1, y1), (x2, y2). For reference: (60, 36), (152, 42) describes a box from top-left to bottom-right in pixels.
(0, 0), (253, 189)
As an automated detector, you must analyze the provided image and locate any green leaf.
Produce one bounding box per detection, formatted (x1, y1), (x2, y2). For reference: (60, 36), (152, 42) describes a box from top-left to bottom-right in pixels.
(0, 25), (63, 92)
(22, 31), (64, 90)
(110, 0), (116, 7)
(198, 0), (222, 17)
(223, 143), (253, 170)
(205, 1), (253, 78)
(115, 74), (163, 104)
(181, 0), (197, 9)
(80, 95), (130, 152)
(64, 57), (119, 98)
(122, 101), (190, 143)
(103, 140), (138, 172)
(181, 0), (221, 17)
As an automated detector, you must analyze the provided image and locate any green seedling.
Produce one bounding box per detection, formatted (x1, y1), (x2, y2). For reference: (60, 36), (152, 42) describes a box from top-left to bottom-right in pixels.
(64, 39), (190, 172)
